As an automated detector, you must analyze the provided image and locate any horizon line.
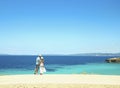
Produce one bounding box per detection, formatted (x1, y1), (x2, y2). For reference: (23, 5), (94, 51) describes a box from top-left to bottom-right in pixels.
(0, 52), (120, 56)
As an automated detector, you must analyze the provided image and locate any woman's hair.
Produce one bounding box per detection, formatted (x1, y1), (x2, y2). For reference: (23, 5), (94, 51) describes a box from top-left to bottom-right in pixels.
(40, 57), (44, 62)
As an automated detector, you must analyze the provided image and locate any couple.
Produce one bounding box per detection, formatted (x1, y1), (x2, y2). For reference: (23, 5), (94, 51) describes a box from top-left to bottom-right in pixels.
(34, 55), (46, 75)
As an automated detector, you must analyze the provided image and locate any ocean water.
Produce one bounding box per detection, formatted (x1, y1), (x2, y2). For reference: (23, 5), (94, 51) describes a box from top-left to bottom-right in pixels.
(0, 55), (120, 75)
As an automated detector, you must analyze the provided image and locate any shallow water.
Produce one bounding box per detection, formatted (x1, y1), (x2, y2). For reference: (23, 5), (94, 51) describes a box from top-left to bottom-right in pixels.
(0, 55), (120, 75)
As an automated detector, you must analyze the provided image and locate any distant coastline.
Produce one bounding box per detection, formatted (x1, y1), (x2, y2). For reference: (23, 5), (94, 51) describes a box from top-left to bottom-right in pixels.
(69, 53), (120, 56)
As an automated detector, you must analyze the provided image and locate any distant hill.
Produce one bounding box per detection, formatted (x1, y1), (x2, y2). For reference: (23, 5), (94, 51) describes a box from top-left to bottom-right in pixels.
(71, 53), (120, 56)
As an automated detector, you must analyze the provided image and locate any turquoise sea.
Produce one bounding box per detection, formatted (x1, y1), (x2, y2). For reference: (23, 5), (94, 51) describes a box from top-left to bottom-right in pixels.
(0, 55), (120, 75)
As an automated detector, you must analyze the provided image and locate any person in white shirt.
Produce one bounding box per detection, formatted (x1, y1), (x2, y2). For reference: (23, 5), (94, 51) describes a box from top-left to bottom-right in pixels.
(34, 55), (41, 74)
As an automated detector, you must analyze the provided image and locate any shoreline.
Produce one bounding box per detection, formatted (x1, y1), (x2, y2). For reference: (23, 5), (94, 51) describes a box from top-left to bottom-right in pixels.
(0, 74), (120, 88)
(0, 73), (120, 76)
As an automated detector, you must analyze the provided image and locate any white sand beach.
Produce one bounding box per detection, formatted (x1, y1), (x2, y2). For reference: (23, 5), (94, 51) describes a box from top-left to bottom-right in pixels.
(0, 74), (120, 88)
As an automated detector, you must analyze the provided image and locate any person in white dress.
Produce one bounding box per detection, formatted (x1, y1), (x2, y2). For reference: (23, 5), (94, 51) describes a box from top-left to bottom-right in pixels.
(40, 56), (46, 75)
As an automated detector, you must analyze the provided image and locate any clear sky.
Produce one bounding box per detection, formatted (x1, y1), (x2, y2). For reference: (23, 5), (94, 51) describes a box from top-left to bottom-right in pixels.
(0, 0), (120, 55)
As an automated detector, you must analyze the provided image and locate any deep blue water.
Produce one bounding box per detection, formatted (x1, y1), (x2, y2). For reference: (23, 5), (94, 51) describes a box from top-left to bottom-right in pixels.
(0, 55), (120, 75)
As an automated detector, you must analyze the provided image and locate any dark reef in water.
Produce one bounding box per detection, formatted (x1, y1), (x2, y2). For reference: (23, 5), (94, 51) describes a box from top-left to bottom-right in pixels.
(106, 57), (120, 63)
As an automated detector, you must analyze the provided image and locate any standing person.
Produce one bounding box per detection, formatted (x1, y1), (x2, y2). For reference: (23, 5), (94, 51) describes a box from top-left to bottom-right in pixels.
(40, 56), (46, 75)
(34, 55), (41, 74)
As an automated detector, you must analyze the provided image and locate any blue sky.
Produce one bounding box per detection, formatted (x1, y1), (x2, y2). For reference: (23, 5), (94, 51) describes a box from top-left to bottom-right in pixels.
(0, 0), (120, 55)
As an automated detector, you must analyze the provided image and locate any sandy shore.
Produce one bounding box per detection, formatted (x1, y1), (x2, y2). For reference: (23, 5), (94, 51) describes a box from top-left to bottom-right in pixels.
(0, 74), (120, 88)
